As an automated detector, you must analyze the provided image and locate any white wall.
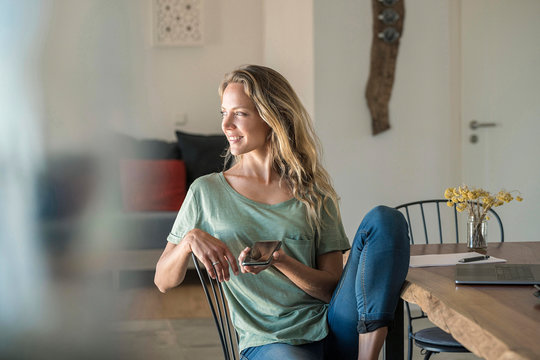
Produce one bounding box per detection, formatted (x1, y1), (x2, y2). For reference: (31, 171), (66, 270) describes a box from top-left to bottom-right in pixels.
(263, 0), (314, 117)
(314, 0), (461, 238)
(42, 0), (264, 152)
(39, 0), (462, 240)
(41, 0), (317, 150)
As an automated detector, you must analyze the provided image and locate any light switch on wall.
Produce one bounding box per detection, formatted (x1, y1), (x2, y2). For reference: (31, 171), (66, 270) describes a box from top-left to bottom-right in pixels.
(175, 113), (188, 127)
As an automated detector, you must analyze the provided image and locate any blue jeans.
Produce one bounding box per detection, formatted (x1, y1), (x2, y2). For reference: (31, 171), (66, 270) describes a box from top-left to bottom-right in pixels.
(240, 342), (324, 360)
(241, 206), (410, 360)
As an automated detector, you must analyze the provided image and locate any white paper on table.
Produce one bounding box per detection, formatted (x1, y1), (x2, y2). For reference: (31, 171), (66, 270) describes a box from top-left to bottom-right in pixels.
(409, 252), (507, 268)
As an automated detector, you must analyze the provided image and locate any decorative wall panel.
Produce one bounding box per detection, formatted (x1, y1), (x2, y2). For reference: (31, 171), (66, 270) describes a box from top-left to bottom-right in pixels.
(153, 0), (203, 46)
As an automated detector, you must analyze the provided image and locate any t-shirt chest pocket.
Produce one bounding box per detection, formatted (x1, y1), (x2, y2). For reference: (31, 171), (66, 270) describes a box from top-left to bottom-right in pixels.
(282, 237), (315, 267)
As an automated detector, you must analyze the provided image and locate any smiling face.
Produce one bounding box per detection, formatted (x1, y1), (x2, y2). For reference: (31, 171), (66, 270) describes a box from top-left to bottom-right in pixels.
(221, 83), (271, 156)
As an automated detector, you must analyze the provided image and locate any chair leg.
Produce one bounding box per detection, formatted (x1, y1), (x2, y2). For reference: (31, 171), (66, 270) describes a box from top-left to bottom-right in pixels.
(407, 338), (413, 360)
(424, 351), (434, 360)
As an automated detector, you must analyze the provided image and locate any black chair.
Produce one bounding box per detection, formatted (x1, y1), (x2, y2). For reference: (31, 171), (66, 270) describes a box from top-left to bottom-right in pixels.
(191, 253), (239, 360)
(395, 199), (503, 360)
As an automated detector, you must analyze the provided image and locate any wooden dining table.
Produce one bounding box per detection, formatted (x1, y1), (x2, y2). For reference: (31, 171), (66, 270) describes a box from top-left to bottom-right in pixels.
(388, 241), (540, 360)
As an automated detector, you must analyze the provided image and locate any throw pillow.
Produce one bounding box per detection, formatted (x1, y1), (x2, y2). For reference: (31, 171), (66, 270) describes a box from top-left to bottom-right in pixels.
(175, 130), (228, 184)
(119, 159), (187, 211)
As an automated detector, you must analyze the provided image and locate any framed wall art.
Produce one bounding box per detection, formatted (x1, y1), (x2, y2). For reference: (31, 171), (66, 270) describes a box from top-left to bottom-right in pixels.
(152, 0), (203, 47)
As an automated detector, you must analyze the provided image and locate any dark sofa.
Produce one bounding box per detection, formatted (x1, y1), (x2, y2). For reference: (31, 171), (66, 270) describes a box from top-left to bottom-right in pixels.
(38, 131), (228, 269)
(112, 131), (228, 251)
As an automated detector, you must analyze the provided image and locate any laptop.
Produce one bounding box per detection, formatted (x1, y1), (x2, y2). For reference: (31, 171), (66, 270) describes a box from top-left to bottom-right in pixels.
(455, 263), (540, 285)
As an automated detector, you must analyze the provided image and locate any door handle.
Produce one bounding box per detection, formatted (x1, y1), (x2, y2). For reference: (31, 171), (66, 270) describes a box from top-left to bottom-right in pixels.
(470, 120), (497, 130)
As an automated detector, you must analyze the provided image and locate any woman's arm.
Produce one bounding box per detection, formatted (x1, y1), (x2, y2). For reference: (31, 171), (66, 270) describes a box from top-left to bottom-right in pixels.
(238, 248), (343, 303)
(154, 229), (239, 293)
(273, 250), (343, 303)
(154, 240), (191, 293)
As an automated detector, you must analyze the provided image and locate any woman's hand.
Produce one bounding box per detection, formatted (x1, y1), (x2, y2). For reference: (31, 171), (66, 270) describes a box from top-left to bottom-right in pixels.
(238, 247), (285, 275)
(185, 229), (239, 282)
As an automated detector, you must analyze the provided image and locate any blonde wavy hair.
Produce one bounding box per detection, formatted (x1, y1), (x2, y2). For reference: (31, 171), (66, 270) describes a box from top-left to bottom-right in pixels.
(219, 64), (340, 232)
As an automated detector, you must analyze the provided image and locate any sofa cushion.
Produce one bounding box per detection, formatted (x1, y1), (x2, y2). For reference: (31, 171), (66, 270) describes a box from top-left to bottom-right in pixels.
(175, 130), (228, 185)
(112, 211), (178, 250)
(37, 155), (97, 220)
(119, 159), (187, 211)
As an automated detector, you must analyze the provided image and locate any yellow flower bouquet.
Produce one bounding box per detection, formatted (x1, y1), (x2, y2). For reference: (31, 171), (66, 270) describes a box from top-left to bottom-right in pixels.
(444, 185), (523, 249)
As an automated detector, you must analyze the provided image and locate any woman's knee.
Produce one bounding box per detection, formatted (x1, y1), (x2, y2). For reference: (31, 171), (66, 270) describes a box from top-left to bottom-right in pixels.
(366, 206), (407, 229)
(363, 206), (409, 245)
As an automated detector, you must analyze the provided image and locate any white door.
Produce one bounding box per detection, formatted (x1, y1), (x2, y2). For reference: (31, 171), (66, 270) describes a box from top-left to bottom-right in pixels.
(461, 0), (540, 242)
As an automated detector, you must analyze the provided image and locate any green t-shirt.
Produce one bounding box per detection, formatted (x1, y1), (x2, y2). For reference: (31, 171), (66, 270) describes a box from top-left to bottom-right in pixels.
(167, 173), (350, 352)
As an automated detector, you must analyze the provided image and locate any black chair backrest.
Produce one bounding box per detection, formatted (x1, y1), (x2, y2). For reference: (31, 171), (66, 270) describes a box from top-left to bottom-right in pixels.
(396, 199), (504, 245)
(191, 253), (238, 360)
(395, 199), (504, 359)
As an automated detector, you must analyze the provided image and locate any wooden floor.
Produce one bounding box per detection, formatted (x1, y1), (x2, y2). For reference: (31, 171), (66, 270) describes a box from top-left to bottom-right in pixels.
(115, 271), (211, 320)
(112, 270), (223, 360)
(114, 270), (479, 360)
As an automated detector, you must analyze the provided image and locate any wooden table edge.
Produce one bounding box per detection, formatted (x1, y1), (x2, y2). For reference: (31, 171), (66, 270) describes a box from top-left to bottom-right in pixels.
(401, 281), (533, 360)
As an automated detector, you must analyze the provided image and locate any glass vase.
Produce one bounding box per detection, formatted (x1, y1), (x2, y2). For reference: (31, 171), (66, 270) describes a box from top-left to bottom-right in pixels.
(467, 215), (487, 250)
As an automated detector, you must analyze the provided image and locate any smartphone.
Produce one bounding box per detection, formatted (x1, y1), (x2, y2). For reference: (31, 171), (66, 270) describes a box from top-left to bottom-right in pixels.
(241, 241), (282, 266)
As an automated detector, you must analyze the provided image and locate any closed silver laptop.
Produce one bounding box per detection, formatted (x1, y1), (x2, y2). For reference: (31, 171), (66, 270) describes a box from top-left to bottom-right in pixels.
(455, 263), (540, 285)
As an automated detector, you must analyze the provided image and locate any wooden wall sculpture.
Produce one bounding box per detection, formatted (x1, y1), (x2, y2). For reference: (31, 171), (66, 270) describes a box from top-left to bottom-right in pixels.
(365, 0), (405, 135)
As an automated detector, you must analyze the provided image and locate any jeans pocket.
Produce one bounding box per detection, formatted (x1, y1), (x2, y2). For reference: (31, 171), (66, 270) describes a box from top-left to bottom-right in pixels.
(240, 346), (257, 360)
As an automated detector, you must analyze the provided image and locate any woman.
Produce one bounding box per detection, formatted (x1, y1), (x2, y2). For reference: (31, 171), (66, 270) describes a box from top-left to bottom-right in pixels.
(154, 65), (409, 360)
